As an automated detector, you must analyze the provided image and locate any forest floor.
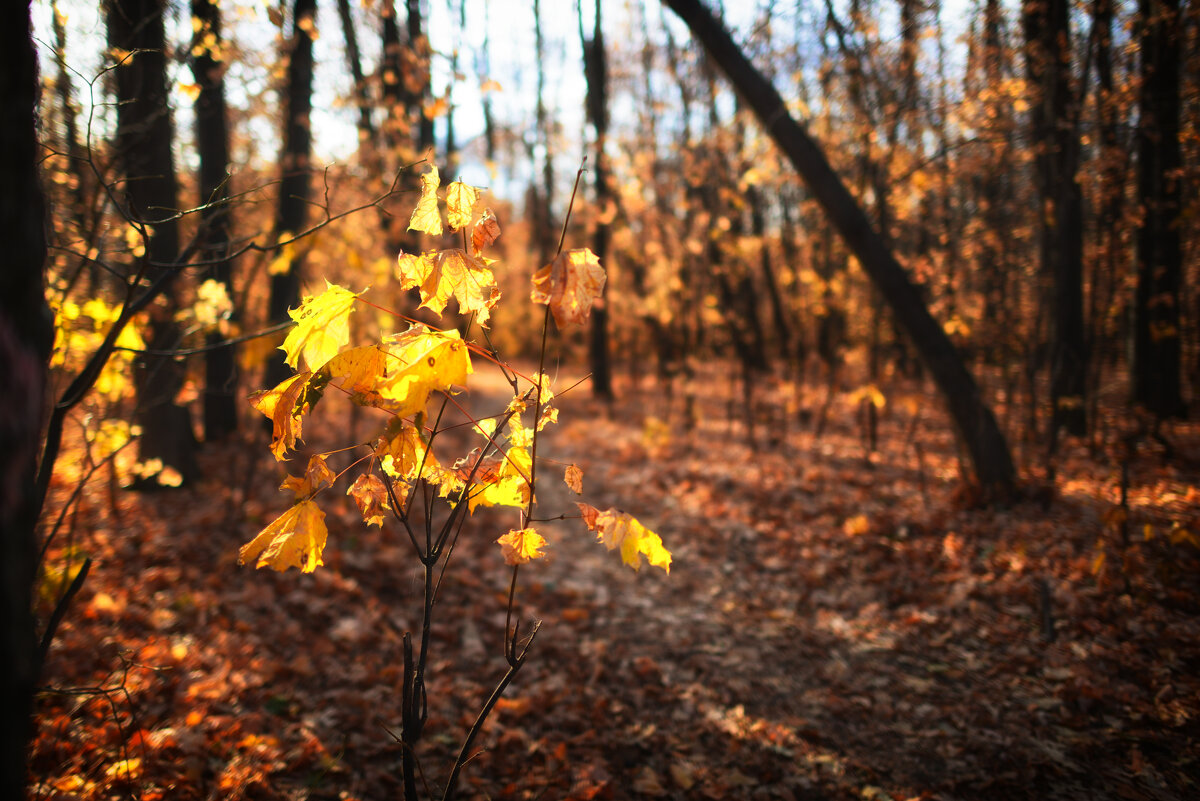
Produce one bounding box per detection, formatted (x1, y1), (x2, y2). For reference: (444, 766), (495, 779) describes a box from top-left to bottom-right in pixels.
(29, 362), (1200, 801)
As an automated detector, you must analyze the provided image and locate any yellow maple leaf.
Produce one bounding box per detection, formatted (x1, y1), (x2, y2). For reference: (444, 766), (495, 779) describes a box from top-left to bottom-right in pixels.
(445, 181), (480, 231)
(279, 282), (359, 370)
(578, 506), (671, 573)
(455, 445), (531, 512)
(530, 248), (606, 327)
(471, 208), (501, 256)
(395, 248), (500, 326)
(373, 325), (473, 418)
(374, 418), (439, 481)
(347, 473), (390, 526)
(239, 500), (328, 573)
(280, 454), (336, 499)
(248, 371), (326, 460)
(497, 527), (547, 565)
(324, 345), (390, 398)
(408, 163), (443, 235)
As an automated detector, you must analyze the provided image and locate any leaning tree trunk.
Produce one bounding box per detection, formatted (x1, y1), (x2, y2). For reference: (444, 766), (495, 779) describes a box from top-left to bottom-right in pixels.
(663, 0), (1016, 495)
(265, 0), (317, 389)
(108, 0), (199, 485)
(2, 2), (53, 797)
(192, 0), (239, 440)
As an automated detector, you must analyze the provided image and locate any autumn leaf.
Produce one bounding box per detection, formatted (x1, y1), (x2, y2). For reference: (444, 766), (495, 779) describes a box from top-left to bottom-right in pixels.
(279, 281), (359, 370)
(564, 464), (583, 494)
(578, 507), (671, 573)
(347, 473), (390, 527)
(395, 248), (500, 327)
(324, 345), (390, 400)
(280, 454), (336, 499)
(408, 163), (443, 235)
(372, 325), (473, 418)
(239, 500), (328, 573)
(530, 248), (606, 327)
(455, 445), (532, 513)
(471, 208), (501, 256)
(249, 370), (329, 460)
(445, 180), (480, 231)
(374, 417), (438, 481)
(497, 527), (547, 565)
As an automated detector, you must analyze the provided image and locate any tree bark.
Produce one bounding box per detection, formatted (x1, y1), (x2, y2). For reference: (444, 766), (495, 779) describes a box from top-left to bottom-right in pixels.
(663, 0), (1016, 494)
(1133, 0), (1185, 418)
(266, 0), (317, 388)
(1, 3), (53, 797)
(108, 0), (199, 485)
(192, 0), (239, 440)
(336, 0), (376, 153)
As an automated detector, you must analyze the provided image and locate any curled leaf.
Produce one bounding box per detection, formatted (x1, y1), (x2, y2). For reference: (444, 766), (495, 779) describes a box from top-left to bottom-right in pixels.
(445, 181), (480, 231)
(249, 371), (326, 460)
(280, 454), (336, 499)
(578, 506), (671, 574)
(470, 209), (501, 255)
(408, 163), (443, 235)
(530, 248), (606, 327)
(564, 464), (583, 494)
(280, 281), (359, 370)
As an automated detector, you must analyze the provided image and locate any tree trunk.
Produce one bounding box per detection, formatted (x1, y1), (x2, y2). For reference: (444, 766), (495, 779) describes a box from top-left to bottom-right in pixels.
(335, 0), (376, 152)
(266, 0), (317, 389)
(1, 3), (53, 797)
(108, 0), (199, 485)
(192, 0), (239, 440)
(1022, 0), (1087, 437)
(663, 0), (1016, 495)
(1132, 0), (1184, 418)
(582, 0), (614, 400)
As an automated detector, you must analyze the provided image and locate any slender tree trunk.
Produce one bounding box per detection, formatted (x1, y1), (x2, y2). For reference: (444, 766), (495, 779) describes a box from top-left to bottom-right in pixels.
(1023, 0), (1087, 437)
(335, 0), (376, 152)
(664, 0), (1016, 494)
(582, 0), (613, 399)
(2, 5), (53, 796)
(266, 0), (317, 388)
(1133, 0), (1185, 418)
(108, 0), (199, 485)
(192, 0), (239, 440)
(408, 0), (433, 152)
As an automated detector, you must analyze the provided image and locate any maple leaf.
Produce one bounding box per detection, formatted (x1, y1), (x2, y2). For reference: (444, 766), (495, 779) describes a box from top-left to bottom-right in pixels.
(445, 180), (480, 231)
(564, 464), (583, 494)
(497, 527), (547, 565)
(395, 249), (500, 327)
(374, 418), (439, 481)
(324, 345), (390, 400)
(280, 454), (336, 498)
(471, 209), (501, 256)
(347, 473), (390, 526)
(280, 282), (359, 370)
(578, 506), (671, 573)
(408, 163), (443, 235)
(530, 248), (606, 327)
(249, 370), (329, 460)
(373, 325), (473, 418)
(239, 500), (328, 573)
(455, 445), (532, 512)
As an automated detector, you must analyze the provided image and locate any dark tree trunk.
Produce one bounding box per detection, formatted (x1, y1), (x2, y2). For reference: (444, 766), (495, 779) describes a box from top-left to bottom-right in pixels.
(1023, 0), (1087, 437)
(192, 0), (239, 440)
(582, 0), (613, 400)
(664, 0), (1016, 494)
(266, 0), (317, 388)
(1133, 0), (1185, 418)
(2, 3), (53, 797)
(335, 0), (376, 152)
(407, 0), (433, 152)
(108, 0), (199, 485)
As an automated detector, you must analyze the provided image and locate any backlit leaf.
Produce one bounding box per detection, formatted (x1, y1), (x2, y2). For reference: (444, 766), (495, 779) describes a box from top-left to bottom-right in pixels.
(445, 181), (480, 231)
(578, 507), (671, 573)
(530, 248), (606, 327)
(248, 371), (328, 460)
(239, 500), (328, 573)
(471, 209), (501, 256)
(564, 464), (583, 494)
(347, 474), (390, 527)
(407, 163), (443, 235)
(280, 454), (336, 499)
(280, 282), (359, 370)
(374, 418), (438, 481)
(497, 527), (547, 565)
(372, 325), (472, 418)
(396, 249), (500, 326)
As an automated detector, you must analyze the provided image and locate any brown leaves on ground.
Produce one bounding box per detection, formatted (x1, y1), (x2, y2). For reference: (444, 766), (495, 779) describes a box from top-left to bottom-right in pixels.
(30, 363), (1200, 800)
